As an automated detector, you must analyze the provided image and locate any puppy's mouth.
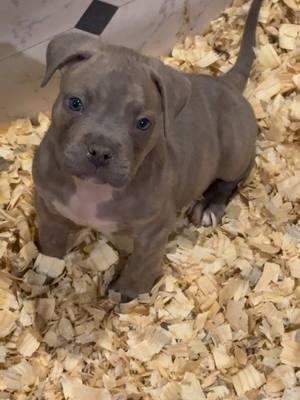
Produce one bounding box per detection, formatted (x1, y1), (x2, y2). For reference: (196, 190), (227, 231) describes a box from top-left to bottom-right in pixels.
(92, 170), (129, 188)
(61, 157), (131, 188)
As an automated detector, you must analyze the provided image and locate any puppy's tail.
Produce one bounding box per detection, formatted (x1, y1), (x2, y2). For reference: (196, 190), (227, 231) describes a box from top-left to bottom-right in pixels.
(220, 0), (263, 92)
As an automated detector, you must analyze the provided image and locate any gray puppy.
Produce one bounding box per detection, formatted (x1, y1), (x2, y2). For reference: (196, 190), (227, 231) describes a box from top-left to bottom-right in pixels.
(33, 0), (263, 300)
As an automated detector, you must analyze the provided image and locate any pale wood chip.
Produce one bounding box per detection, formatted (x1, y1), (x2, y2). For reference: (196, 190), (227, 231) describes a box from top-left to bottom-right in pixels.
(88, 240), (119, 272)
(254, 262), (280, 292)
(17, 329), (40, 357)
(288, 257), (300, 278)
(168, 321), (194, 340)
(19, 241), (38, 264)
(64, 354), (82, 373)
(3, 360), (36, 391)
(281, 338), (300, 367)
(160, 382), (181, 400)
(24, 269), (47, 286)
(225, 300), (248, 333)
(283, 0), (300, 12)
(279, 24), (300, 50)
(290, 94), (300, 121)
(219, 278), (249, 304)
(282, 388), (300, 400)
(62, 377), (112, 400)
(164, 290), (194, 319)
(43, 330), (59, 348)
(277, 173), (300, 201)
(181, 372), (206, 400)
(0, 178), (10, 205)
(128, 327), (172, 362)
(256, 43), (281, 69)
(255, 75), (282, 101)
(36, 297), (56, 321)
(96, 329), (113, 351)
(232, 364), (266, 396)
(212, 324), (233, 344)
(34, 253), (65, 278)
(0, 288), (18, 310)
(273, 365), (296, 389)
(212, 345), (235, 369)
(0, 310), (17, 338)
(58, 317), (74, 341)
(0, 346), (7, 363)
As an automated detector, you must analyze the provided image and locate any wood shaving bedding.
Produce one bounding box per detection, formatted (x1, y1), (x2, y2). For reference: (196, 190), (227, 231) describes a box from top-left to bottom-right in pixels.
(0, 0), (299, 398)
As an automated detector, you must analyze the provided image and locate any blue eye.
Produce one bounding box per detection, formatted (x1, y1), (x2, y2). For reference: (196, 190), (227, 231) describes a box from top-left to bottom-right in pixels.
(136, 117), (152, 131)
(68, 97), (83, 112)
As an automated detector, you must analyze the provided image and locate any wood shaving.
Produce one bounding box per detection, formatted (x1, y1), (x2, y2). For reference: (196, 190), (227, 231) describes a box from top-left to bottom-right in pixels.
(0, 310), (17, 338)
(127, 327), (172, 362)
(232, 364), (266, 395)
(34, 253), (65, 279)
(181, 372), (206, 400)
(0, 0), (299, 398)
(88, 240), (119, 272)
(279, 24), (300, 49)
(62, 377), (112, 400)
(17, 329), (40, 357)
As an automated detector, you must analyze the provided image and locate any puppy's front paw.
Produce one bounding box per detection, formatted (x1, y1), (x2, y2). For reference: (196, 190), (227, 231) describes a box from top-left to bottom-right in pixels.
(110, 276), (150, 302)
(110, 280), (137, 302)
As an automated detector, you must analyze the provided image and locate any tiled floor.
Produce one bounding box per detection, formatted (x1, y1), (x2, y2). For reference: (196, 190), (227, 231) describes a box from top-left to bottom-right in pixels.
(0, 0), (231, 121)
(0, 0), (92, 61)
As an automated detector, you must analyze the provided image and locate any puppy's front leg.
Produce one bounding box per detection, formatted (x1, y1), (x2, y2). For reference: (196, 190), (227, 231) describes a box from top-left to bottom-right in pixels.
(34, 192), (79, 259)
(112, 213), (174, 301)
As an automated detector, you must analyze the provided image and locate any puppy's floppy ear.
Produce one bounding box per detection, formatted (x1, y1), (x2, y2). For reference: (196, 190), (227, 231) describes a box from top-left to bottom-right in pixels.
(149, 59), (191, 136)
(41, 30), (98, 87)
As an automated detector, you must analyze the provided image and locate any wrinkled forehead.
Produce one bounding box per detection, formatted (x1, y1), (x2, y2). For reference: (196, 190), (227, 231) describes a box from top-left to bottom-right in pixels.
(62, 55), (158, 114)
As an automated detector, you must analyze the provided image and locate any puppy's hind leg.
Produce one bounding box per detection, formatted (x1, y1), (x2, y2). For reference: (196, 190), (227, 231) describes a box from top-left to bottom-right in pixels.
(187, 179), (241, 228)
(188, 156), (255, 228)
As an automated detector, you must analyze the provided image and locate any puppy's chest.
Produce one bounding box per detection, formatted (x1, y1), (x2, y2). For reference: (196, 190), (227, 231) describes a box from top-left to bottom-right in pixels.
(52, 181), (117, 234)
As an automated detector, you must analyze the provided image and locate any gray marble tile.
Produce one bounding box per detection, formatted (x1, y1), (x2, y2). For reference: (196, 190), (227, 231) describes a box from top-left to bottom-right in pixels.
(102, 0), (232, 57)
(101, 0), (182, 54)
(109, 0), (135, 5)
(0, 0), (92, 61)
(184, 0), (232, 36)
(0, 0), (232, 122)
(140, 0), (186, 56)
(0, 42), (58, 120)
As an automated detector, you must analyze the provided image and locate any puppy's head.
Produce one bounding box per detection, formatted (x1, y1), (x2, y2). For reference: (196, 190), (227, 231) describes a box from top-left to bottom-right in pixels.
(42, 30), (191, 188)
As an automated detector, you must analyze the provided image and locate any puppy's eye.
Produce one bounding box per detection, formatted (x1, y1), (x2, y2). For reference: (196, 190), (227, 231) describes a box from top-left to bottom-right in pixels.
(68, 97), (83, 112)
(136, 117), (152, 131)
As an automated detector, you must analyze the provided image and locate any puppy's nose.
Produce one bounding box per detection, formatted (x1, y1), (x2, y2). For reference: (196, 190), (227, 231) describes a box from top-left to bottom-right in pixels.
(86, 145), (113, 167)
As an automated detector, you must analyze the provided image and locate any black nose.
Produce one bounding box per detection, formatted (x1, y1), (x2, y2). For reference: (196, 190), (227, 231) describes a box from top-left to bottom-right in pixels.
(86, 145), (113, 167)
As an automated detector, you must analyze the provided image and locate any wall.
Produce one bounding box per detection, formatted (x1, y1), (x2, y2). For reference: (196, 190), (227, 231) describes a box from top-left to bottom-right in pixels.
(0, 0), (231, 122)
